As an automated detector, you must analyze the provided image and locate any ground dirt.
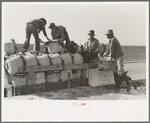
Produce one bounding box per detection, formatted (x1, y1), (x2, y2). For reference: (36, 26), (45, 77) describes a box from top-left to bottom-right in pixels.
(4, 79), (146, 100)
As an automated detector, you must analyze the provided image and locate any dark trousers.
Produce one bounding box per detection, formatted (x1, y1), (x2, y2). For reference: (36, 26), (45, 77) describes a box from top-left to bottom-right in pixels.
(22, 23), (40, 51)
(81, 51), (98, 63)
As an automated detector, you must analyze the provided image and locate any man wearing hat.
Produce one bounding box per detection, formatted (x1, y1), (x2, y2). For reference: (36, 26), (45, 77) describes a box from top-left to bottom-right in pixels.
(48, 23), (71, 52)
(20, 18), (50, 55)
(81, 30), (104, 63)
(104, 29), (130, 91)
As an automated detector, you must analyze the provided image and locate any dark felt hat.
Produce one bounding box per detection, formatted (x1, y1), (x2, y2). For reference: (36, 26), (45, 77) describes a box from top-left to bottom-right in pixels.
(88, 30), (95, 36)
(105, 29), (114, 35)
(39, 18), (47, 25)
(49, 23), (56, 28)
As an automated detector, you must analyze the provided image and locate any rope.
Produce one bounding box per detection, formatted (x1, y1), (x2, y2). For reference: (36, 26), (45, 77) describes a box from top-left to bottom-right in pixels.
(18, 54), (26, 66)
(33, 54), (41, 66)
(70, 53), (74, 64)
(47, 54), (52, 65)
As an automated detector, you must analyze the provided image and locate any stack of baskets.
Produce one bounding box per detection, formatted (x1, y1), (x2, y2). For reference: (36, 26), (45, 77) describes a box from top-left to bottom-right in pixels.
(4, 47), (84, 86)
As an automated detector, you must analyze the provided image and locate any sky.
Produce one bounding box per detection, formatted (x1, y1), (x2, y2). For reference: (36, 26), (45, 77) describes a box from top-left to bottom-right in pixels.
(2, 2), (149, 46)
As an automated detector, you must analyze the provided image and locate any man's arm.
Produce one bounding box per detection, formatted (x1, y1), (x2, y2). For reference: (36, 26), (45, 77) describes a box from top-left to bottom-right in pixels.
(95, 40), (104, 54)
(91, 40), (102, 53)
(42, 24), (50, 41)
(83, 41), (89, 52)
(42, 25), (47, 37)
(108, 39), (115, 58)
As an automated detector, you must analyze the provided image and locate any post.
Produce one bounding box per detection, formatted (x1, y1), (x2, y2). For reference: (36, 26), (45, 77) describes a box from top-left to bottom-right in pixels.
(4, 84), (13, 97)
(68, 72), (71, 88)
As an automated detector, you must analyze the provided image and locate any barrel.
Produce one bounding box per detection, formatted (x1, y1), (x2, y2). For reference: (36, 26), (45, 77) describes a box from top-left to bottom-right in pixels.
(33, 44), (47, 54)
(4, 39), (17, 55)
(49, 53), (62, 65)
(37, 54), (51, 66)
(11, 74), (27, 87)
(61, 53), (73, 64)
(46, 71), (60, 83)
(46, 42), (62, 54)
(5, 55), (24, 76)
(23, 53), (38, 66)
(35, 72), (46, 84)
(60, 70), (73, 82)
(73, 53), (83, 64)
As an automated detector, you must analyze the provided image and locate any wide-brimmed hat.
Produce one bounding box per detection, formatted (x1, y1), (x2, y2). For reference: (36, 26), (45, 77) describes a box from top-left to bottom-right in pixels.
(39, 18), (47, 25)
(49, 23), (55, 28)
(105, 29), (114, 35)
(88, 30), (95, 36)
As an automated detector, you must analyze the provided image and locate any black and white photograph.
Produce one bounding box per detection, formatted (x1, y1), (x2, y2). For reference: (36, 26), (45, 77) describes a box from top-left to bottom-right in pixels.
(2, 1), (149, 122)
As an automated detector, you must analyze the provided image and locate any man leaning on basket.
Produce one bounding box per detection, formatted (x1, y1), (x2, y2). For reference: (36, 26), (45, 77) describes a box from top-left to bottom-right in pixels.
(104, 29), (131, 91)
(20, 18), (50, 55)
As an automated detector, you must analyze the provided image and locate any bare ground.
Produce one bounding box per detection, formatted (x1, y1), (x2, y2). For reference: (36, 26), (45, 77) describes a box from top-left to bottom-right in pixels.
(4, 79), (146, 100)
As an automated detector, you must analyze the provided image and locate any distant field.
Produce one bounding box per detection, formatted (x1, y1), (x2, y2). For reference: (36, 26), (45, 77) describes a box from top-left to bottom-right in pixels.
(15, 43), (146, 62)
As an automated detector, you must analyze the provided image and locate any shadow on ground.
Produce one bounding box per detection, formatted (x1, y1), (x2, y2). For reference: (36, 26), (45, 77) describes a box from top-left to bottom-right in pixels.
(30, 79), (146, 100)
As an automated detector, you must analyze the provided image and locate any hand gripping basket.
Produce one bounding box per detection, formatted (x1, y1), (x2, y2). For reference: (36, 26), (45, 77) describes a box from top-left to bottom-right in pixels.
(98, 56), (116, 72)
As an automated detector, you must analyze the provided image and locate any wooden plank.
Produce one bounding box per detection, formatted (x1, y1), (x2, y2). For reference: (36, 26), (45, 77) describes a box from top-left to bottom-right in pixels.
(19, 65), (63, 72)
(64, 64), (89, 70)
(67, 72), (71, 88)
(18, 63), (98, 73)
(88, 63), (99, 69)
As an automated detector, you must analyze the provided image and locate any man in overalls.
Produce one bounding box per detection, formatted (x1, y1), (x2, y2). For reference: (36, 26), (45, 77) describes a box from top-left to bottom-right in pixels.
(81, 30), (104, 63)
(104, 29), (131, 91)
(48, 23), (71, 53)
(21, 18), (50, 55)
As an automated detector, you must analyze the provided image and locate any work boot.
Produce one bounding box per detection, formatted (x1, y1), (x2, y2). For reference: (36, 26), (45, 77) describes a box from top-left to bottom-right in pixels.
(18, 51), (25, 55)
(113, 72), (120, 88)
(122, 72), (131, 92)
(21, 48), (27, 52)
(18, 48), (27, 55)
